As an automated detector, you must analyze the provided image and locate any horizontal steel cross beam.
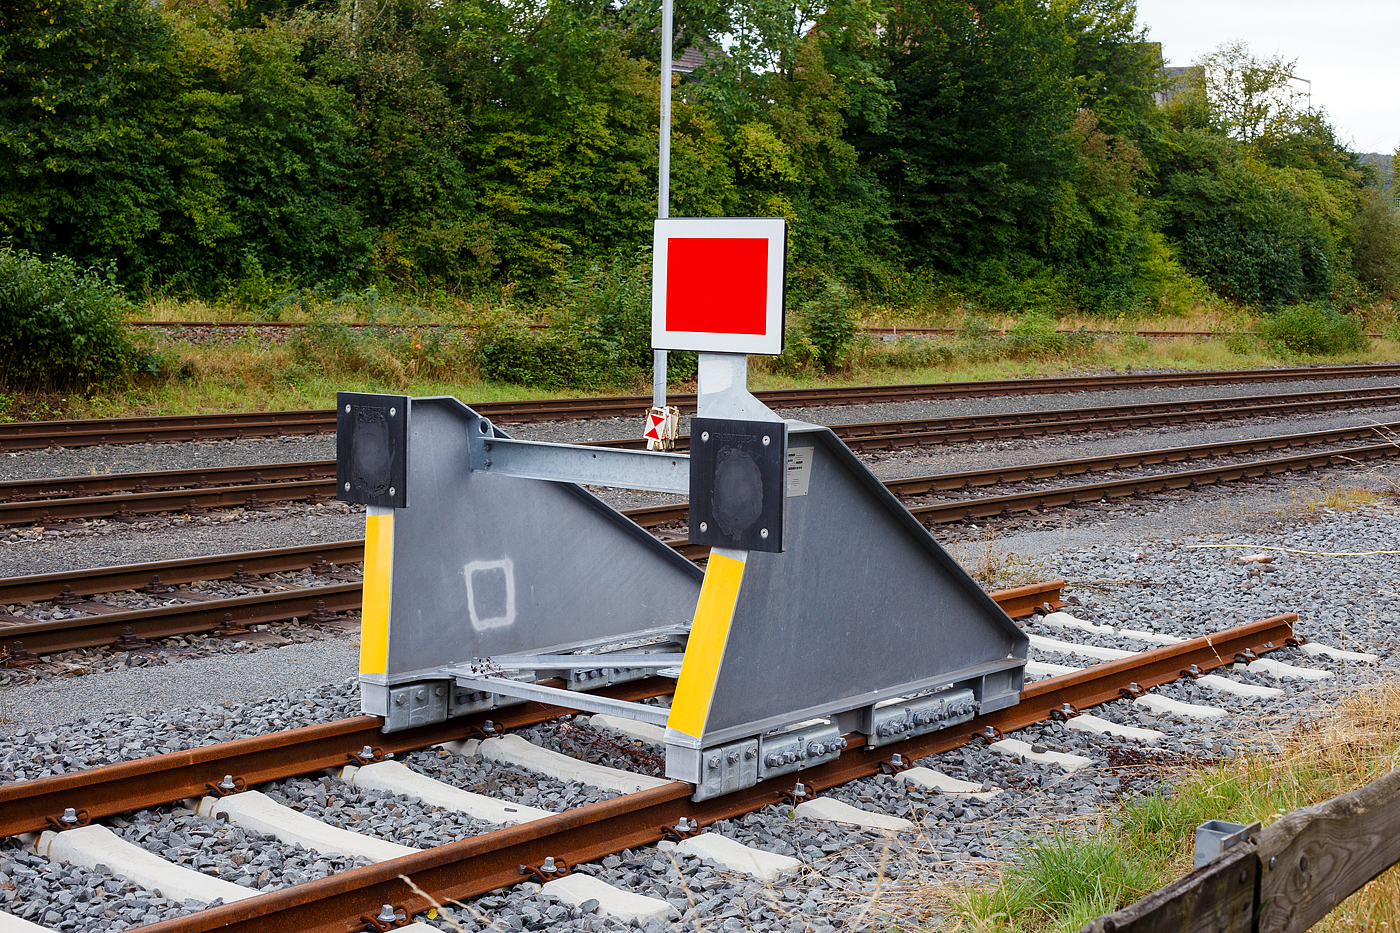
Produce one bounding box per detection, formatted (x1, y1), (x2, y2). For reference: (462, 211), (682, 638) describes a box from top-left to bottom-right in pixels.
(449, 671), (674, 725)
(475, 437), (689, 494)
(486, 653), (687, 670)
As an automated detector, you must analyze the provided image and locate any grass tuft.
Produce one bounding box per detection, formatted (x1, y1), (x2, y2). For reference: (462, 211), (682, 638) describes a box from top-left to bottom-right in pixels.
(951, 835), (1157, 933)
(945, 681), (1400, 933)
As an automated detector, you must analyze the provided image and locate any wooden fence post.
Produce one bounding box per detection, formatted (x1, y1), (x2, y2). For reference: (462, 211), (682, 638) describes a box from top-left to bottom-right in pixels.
(1078, 766), (1400, 933)
(1077, 842), (1257, 933)
(1255, 767), (1400, 932)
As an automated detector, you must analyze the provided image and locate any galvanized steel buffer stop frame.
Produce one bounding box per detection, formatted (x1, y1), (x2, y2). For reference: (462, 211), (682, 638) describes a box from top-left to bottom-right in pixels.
(336, 217), (1028, 801)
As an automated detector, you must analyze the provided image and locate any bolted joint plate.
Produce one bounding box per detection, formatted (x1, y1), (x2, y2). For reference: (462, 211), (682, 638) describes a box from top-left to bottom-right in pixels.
(336, 393), (409, 509)
(757, 720), (844, 781)
(688, 417), (786, 553)
(865, 686), (977, 747)
(383, 680), (451, 731)
(693, 738), (760, 802)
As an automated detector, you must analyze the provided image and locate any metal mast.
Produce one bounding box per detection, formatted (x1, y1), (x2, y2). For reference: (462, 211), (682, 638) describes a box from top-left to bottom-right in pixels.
(653, 0), (674, 408)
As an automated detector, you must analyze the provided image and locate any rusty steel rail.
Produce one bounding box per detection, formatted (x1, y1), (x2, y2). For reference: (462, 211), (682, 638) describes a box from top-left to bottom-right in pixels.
(469, 364), (1400, 421)
(0, 679), (673, 839)
(3, 363), (1399, 448)
(119, 613), (1296, 933)
(0, 565), (1061, 658)
(0, 591), (1104, 837)
(0, 541), (363, 604)
(8, 412), (1399, 528)
(135, 321), (1390, 339)
(0, 411), (337, 450)
(905, 439), (1400, 524)
(583, 384), (1400, 452)
(0, 583), (362, 655)
(862, 326), (1388, 339)
(886, 421), (1400, 494)
(0, 477), (334, 526)
(0, 461), (336, 501)
(614, 421), (1400, 530)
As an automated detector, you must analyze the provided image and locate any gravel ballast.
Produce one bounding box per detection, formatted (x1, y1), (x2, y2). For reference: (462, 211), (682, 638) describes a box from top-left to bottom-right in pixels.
(3, 376), (1399, 931)
(3, 496), (1396, 930)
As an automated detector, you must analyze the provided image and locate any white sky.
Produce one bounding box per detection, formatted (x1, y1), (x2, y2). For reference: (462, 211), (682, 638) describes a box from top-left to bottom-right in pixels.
(1136, 0), (1399, 155)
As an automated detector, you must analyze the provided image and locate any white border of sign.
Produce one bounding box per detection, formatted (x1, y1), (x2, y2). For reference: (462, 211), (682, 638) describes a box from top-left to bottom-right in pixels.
(651, 217), (787, 355)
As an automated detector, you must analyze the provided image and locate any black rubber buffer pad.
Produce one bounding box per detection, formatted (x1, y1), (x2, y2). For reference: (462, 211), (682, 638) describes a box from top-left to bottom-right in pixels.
(336, 393), (409, 509)
(688, 417), (785, 553)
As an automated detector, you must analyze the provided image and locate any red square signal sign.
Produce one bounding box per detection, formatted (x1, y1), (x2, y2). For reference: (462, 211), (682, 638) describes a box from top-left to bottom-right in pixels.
(651, 218), (786, 355)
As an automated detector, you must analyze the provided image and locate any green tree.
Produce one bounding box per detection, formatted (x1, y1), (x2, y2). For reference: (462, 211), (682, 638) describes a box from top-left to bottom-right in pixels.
(0, 0), (180, 269)
(864, 0), (1079, 269)
(1058, 0), (1162, 144)
(1195, 40), (1307, 144)
(1350, 188), (1400, 299)
(1155, 128), (1336, 307)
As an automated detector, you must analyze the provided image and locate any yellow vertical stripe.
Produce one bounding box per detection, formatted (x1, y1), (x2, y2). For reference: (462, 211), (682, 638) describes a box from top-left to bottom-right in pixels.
(667, 552), (746, 739)
(359, 511), (393, 674)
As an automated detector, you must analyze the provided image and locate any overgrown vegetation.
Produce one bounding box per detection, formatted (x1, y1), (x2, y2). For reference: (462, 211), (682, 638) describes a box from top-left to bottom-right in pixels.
(1255, 302), (1369, 355)
(0, 246), (135, 389)
(1, 0), (1397, 399)
(950, 679), (1400, 932)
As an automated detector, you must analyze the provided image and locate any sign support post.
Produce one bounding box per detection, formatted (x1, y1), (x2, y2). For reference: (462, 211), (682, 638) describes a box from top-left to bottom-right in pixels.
(652, 0), (674, 411)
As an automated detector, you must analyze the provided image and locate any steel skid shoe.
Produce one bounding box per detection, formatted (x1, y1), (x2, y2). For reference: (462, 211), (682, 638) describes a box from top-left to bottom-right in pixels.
(661, 354), (1028, 800)
(337, 216), (1026, 796)
(336, 393), (704, 732)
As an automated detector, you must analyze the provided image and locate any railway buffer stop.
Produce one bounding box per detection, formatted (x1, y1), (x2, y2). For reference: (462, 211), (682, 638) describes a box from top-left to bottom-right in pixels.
(336, 217), (1027, 800)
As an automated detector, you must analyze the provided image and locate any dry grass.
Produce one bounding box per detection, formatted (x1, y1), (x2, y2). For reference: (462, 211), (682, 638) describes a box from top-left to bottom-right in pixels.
(949, 533), (1043, 589)
(5, 291), (1393, 422)
(1297, 484), (1382, 514)
(865, 296), (1396, 341)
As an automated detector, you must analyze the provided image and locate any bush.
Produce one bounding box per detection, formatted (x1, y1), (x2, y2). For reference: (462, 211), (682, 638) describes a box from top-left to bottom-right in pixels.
(1003, 310), (1095, 358)
(475, 322), (614, 390)
(559, 249), (654, 373)
(800, 278), (858, 371)
(0, 246), (135, 389)
(1350, 189), (1400, 299)
(1256, 302), (1368, 355)
(1156, 129), (1338, 308)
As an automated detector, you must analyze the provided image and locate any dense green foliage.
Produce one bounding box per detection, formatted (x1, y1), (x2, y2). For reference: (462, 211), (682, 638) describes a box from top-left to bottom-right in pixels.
(1255, 301), (1368, 355)
(1350, 190), (1400, 299)
(0, 246), (135, 388)
(0, 0), (1392, 389)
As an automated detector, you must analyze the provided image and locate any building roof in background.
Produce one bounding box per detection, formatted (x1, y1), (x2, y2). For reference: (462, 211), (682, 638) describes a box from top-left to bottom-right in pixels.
(672, 47), (709, 74)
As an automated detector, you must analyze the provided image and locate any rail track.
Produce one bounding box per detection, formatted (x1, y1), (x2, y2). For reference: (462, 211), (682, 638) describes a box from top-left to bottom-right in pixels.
(0, 612), (1301, 932)
(591, 381), (1400, 452)
(4, 418), (1397, 532)
(4, 409), (1391, 659)
(128, 320), (1392, 339)
(0, 540), (1062, 657)
(3, 363), (1399, 448)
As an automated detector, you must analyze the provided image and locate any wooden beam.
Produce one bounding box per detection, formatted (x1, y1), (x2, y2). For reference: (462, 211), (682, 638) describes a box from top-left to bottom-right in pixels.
(1256, 767), (1400, 932)
(1078, 842), (1256, 933)
(1079, 766), (1400, 933)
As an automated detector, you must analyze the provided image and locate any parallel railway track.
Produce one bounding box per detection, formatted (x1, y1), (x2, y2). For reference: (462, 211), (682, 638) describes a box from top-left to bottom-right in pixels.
(128, 320), (1391, 339)
(3, 363), (1399, 447)
(0, 420), (1390, 658)
(592, 382), (1400, 452)
(0, 547), (1063, 656)
(4, 419), (1397, 531)
(0, 613), (1299, 932)
(3, 385), (1390, 660)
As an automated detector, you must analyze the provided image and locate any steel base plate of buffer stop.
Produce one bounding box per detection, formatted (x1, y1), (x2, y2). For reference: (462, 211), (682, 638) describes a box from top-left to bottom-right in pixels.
(336, 217), (1027, 801)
